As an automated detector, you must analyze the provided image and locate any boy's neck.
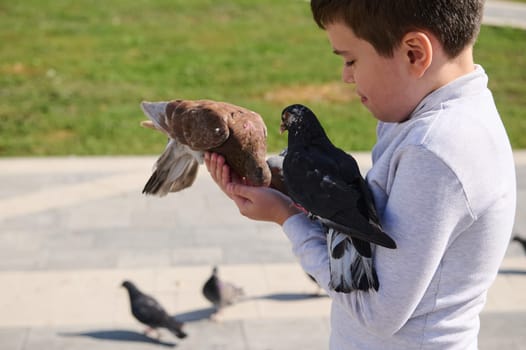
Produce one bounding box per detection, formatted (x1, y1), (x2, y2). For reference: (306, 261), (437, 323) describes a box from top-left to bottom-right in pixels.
(427, 46), (475, 94)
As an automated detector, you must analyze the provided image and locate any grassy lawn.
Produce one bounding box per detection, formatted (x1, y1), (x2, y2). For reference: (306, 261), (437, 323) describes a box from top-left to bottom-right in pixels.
(1, 0), (525, 156)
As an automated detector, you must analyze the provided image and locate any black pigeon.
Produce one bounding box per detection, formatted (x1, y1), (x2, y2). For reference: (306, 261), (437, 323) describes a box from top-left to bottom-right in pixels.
(202, 266), (244, 318)
(280, 104), (396, 293)
(121, 280), (187, 339)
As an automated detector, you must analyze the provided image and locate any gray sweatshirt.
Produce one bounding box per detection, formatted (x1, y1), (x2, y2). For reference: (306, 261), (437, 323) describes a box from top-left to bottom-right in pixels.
(282, 65), (516, 349)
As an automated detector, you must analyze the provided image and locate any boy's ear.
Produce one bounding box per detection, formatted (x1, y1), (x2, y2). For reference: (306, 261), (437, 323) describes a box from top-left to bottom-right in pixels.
(401, 32), (432, 78)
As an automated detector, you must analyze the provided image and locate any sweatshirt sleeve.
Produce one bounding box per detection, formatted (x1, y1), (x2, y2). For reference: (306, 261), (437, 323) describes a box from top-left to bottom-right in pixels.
(283, 146), (474, 336)
(282, 213), (332, 288)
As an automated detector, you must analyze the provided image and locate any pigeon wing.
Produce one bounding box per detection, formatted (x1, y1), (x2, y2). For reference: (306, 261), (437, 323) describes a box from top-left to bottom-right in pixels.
(316, 172), (396, 249)
(167, 99), (230, 150)
(284, 145), (395, 249)
(140, 101), (204, 195)
(132, 294), (168, 327)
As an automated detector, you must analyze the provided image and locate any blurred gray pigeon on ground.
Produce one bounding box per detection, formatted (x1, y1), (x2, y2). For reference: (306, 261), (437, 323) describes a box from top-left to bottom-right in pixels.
(202, 266), (244, 319)
(140, 99), (271, 196)
(121, 280), (187, 339)
(513, 235), (526, 254)
(280, 104), (396, 293)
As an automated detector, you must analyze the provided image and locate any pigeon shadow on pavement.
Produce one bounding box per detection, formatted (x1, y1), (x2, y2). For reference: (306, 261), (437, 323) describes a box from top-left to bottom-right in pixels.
(172, 293), (326, 323)
(174, 307), (216, 323)
(58, 329), (177, 347)
(498, 268), (526, 275)
(248, 292), (328, 302)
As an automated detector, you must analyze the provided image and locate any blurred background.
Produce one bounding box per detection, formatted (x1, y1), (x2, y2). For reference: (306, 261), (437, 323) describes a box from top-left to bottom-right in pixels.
(1, 0), (525, 156)
(0, 0), (525, 349)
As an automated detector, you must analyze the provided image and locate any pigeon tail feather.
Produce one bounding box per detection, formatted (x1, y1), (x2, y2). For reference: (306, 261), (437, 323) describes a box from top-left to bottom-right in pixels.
(327, 229), (379, 293)
(318, 216), (396, 249)
(219, 281), (245, 306)
(142, 139), (201, 196)
(165, 317), (187, 339)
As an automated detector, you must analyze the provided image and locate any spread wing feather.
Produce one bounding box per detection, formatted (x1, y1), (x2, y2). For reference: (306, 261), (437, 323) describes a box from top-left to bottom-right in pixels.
(142, 139), (200, 196)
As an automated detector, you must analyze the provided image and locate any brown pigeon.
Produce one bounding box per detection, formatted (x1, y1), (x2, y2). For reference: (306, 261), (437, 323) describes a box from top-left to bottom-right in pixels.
(140, 99), (271, 196)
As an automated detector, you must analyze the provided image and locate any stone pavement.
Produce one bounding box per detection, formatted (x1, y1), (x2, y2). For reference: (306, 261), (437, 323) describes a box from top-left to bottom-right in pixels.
(485, 0), (526, 29)
(0, 150), (525, 350)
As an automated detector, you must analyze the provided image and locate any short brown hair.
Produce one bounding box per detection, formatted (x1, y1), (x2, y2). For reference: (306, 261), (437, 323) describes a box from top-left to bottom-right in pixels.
(311, 0), (483, 58)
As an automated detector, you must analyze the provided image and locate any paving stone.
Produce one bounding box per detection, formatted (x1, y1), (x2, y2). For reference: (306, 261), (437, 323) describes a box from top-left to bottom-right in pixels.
(0, 149), (525, 349)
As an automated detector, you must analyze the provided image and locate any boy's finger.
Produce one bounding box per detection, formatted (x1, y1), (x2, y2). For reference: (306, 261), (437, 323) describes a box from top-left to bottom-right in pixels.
(227, 182), (253, 200)
(221, 163), (231, 188)
(210, 153), (221, 180)
(204, 152), (211, 170)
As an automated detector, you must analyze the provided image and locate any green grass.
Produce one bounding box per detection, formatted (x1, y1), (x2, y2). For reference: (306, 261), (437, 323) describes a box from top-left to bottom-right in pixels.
(1, 0), (525, 156)
(474, 26), (526, 149)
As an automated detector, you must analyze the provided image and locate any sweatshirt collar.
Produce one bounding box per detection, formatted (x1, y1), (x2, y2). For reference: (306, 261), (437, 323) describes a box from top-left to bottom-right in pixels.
(409, 64), (488, 120)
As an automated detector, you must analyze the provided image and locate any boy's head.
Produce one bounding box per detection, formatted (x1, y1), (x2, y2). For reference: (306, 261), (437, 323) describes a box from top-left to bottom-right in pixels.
(311, 0), (484, 58)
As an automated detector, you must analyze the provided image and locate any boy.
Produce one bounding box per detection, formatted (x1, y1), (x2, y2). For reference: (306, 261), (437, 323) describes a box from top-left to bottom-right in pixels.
(205, 0), (516, 348)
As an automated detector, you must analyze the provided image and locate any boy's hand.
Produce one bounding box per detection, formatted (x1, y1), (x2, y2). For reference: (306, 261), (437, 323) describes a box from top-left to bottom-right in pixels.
(204, 152), (245, 198)
(204, 152), (301, 225)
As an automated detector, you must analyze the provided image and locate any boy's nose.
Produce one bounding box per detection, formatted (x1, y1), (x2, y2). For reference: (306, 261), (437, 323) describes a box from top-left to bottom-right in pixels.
(342, 66), (355, 84)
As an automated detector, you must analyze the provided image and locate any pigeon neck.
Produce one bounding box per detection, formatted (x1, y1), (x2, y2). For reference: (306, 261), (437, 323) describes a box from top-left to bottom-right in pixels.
(126, 286), (141, 298)
(289, 120), (328, 145)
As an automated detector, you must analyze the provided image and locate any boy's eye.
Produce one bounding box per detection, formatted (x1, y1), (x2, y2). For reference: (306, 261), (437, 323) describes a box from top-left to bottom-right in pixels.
(345, 60), (355, 67)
